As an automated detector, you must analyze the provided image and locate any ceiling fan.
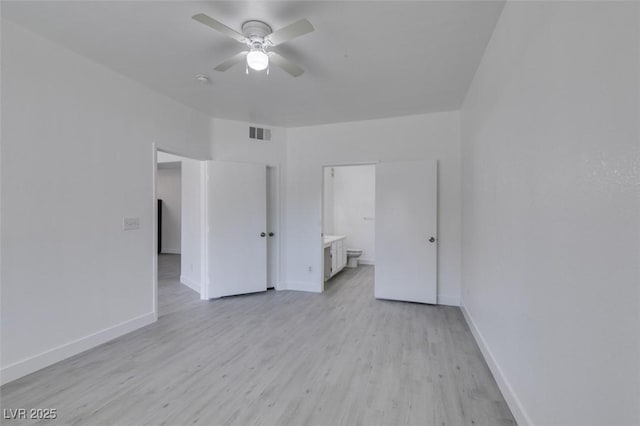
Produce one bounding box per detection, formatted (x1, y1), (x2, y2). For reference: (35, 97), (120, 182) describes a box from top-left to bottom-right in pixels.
(192, 13), (314, 77)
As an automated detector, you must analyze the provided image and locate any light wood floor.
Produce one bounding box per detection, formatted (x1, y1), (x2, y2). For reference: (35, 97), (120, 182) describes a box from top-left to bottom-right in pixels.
(1, 255), (515, 425)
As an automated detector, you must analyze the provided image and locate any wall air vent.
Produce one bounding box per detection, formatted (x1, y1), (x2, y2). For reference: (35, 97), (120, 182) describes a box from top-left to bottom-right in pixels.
(249, 126), (272, 141)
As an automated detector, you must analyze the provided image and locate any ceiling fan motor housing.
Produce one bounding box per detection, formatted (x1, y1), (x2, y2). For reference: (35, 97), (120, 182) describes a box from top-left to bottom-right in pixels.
(241, 20), (273, 42)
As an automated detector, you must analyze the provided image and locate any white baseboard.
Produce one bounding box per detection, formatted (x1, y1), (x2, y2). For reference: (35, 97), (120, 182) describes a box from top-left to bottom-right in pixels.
(179, 275), (200, 294)
(437, 294), (460, 306)
(460, 305), (532, 426)
(0, 312), (156, 386)
(282, 281), (321, 293)
(161, 248), (181, 254)
(358, 259), (375, 265)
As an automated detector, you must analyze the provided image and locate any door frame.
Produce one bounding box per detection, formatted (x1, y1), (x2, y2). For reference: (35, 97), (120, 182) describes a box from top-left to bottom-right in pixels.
(152, 144), (208, 318)
(319, 161), (377, 293)
(266, 165), (282, 290)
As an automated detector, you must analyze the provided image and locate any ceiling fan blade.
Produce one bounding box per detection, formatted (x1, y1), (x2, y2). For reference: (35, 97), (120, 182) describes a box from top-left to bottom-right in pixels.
(265, 18), (314, 46)
(268, 52), (304, 77)
(192, 13), (246, 43)
(214, 51), (248, 72)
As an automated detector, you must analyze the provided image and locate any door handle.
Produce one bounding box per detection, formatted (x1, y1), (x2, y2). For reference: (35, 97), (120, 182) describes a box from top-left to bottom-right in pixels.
(268, 232), (275, 237)
(260, 232), (266, 237)
(429, 237), (436, 243)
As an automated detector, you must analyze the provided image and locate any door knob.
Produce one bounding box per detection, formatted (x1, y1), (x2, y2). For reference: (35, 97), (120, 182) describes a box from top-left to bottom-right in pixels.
(429, 237), (436, 243)
(269, 232), (274, 237)
(260, 232), (266, 237)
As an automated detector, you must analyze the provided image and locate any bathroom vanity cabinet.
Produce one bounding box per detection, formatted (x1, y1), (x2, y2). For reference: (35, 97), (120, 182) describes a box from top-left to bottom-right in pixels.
(323, 235), (347, 281)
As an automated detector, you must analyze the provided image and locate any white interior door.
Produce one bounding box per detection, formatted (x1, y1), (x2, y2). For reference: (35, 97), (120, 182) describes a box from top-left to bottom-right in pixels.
(207, 161), (267, 298)
(266, 166), (278, 289)
(375, 160), (437, 304)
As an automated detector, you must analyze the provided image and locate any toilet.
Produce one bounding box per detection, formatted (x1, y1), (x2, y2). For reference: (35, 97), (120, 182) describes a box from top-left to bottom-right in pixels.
(346, 249), (363, 268)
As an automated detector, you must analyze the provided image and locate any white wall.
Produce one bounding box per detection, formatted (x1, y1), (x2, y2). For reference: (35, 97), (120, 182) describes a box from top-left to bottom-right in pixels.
(156, 165), (181, 254)
(460, 3), (640, 425)
(0, 20), (212, 384)
(332, 165), (375, 264)
(285, 111), (461, 304)
(211, 118), (286, 166)
(179, 158), (204, 295)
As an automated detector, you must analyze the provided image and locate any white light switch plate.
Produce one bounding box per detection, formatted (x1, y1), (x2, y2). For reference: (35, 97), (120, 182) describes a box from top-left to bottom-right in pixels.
(122, 217), (140, 231)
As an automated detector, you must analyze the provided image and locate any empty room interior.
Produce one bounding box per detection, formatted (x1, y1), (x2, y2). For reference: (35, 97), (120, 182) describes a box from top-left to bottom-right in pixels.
(0, 1), (638, 425)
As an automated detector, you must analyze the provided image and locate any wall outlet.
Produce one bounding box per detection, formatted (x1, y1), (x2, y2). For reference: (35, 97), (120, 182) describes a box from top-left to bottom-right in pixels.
(122, 217), (140, 231)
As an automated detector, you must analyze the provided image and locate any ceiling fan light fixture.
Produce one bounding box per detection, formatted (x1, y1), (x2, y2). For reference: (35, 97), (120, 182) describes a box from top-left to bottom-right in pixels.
(246, 49), (269, 71)
(193, 14), (312, 77)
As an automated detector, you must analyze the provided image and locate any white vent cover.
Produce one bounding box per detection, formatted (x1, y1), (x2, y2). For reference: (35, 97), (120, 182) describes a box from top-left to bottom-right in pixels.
(249, 126), (271, 141)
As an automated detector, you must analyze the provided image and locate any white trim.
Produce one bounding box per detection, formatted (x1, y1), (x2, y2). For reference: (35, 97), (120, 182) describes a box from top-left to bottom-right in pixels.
(199, 162), (208, 300)
(460, 305), (532, 426)
(0, 312), (155, 386)
(160, 248), (181, 255)
(320, 166), (327, 292)
(152, 144), (158, 321)
(282, 281), (321, 293)
(357, 259), (375, 265)
(180, 275), (200, 294)
(267, 165), (282, 291)
(437, 294), (460, 306)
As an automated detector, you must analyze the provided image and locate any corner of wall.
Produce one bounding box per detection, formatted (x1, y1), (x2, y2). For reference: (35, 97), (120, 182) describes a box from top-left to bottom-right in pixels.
(437, 294), (460, 307)
(179, 275), (201, 294)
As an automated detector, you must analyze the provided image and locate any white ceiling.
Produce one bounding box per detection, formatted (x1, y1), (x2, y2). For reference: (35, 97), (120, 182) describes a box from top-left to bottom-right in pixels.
(2, 1), (505, 127)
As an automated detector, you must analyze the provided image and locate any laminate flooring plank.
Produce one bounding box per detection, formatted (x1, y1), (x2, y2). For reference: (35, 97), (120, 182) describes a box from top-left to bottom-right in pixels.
(1, 255), (515, 425)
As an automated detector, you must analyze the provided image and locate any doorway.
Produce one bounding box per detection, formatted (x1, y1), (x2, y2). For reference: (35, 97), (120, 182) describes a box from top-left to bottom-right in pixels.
(154, 148), (206, 317)
(156, 152), (183, 314)
(321, 164), (376, 292)
(320, 160), (439, 303)
(153, 153), (280, 310)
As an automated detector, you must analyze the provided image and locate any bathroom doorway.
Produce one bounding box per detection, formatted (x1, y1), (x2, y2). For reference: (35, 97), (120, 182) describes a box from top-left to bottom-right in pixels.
(321, 164), (376, 292)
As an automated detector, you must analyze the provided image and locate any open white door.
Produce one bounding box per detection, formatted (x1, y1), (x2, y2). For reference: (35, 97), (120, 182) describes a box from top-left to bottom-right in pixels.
(375, 160), (437, 304)
(207, 161), (267, 298)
